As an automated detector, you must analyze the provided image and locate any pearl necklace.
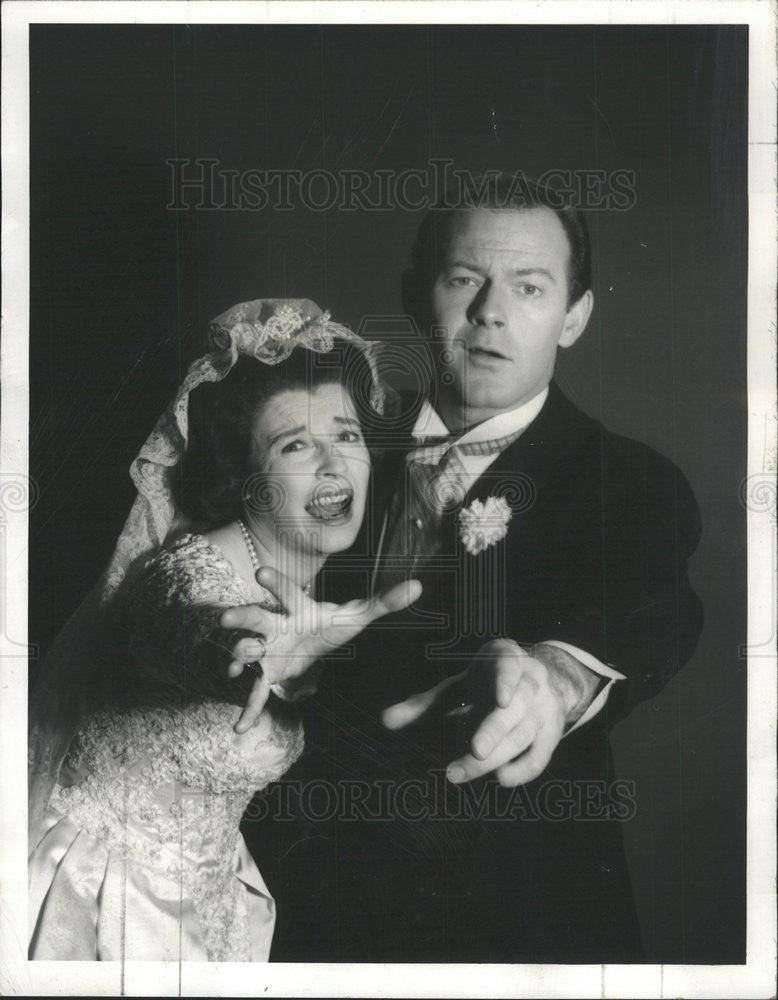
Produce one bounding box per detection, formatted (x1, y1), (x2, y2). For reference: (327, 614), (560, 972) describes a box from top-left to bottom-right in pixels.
(238, 520), (312, 596)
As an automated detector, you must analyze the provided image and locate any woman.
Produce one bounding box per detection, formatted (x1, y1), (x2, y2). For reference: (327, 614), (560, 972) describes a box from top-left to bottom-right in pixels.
(27, 298), (419, 962)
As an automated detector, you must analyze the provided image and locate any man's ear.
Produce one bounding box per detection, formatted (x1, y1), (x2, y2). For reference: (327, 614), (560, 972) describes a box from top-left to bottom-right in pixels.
(558, 289), (594, 349)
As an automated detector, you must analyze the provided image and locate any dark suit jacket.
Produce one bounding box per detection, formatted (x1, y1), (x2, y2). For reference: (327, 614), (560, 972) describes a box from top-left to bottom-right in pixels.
(244, 381), (703, 963)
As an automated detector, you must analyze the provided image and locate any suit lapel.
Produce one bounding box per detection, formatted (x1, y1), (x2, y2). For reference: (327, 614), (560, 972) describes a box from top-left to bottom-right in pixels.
(457, 383), (600, 544)
(369, 382), (600, 578)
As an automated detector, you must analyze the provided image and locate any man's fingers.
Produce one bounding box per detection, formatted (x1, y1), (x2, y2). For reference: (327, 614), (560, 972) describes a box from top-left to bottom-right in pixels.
(446, 717), (538, 784)
(381, 672), (464, 730)
(437, 672), (478, 716)
(492, 645), (532, 708)
(494, 728), (558, 787)
(469, 692), (531, 759)
(233, 674), (271, 734)
(381, 689), (439, 730)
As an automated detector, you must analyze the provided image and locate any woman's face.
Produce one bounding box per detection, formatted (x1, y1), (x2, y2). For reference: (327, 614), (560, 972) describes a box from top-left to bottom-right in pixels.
(247, 382), (371, 556)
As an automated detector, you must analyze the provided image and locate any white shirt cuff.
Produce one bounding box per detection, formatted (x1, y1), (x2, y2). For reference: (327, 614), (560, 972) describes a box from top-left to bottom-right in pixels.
(538, 640), (626, 736)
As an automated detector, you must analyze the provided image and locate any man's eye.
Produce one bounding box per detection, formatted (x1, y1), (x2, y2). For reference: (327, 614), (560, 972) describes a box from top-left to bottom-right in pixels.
(519, 283), (542, 297)
(447, 275), (479, 288)
(338, 430), (363, 444)
(281, 439), (307, 454)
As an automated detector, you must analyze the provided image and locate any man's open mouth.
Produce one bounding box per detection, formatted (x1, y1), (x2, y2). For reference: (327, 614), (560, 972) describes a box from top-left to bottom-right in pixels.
(305, 487), (354, 521)
(467, 345), (508, 360)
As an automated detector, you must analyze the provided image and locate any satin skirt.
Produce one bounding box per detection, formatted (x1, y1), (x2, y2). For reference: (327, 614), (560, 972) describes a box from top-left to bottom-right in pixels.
(28, 807), (277, 962)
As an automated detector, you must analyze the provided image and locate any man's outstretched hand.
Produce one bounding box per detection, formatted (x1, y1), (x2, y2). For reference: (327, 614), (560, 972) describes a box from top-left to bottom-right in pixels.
(381, 639), (600, 787)
(220, 568), (422, 734)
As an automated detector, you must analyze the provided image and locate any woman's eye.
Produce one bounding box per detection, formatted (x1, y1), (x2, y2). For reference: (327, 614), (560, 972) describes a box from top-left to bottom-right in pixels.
(338, 430), (363, 444)
(281, 439), (307, 454)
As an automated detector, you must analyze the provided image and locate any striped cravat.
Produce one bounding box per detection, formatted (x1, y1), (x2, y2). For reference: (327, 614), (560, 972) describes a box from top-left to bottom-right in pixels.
(406, 428), (525, 514)
(374, 427), (525, 589)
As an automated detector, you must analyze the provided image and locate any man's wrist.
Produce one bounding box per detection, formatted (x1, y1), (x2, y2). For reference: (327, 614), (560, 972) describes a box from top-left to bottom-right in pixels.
(527, 642), (601, 725)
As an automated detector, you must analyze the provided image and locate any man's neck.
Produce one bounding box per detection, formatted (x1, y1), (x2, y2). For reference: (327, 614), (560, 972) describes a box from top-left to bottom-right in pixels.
(435, 385), (550, 434)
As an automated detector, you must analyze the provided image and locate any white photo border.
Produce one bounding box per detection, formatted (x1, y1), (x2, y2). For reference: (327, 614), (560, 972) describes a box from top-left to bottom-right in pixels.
(1, 2), (775, 997)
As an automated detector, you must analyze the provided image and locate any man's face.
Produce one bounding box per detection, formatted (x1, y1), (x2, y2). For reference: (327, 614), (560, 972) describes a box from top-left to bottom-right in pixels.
(429, 207), (592, 427)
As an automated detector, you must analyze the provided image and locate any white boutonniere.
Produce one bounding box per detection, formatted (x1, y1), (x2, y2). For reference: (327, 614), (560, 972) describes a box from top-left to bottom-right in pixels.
(458, 495), (512, 555)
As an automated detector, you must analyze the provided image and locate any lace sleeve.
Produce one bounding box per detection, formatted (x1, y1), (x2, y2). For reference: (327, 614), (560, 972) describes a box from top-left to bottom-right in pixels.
(104, 534), (258, 709)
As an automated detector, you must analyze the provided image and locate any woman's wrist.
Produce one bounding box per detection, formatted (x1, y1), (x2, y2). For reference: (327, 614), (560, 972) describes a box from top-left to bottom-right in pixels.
(270, 662), (324, 702)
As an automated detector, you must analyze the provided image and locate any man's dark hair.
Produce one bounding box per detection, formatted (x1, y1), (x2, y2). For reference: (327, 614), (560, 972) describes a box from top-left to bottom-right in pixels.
(408, 172), (592, 309)
(179, 345), (376, 526)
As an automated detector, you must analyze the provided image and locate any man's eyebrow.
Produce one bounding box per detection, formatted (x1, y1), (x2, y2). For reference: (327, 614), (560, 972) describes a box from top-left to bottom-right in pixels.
(442, 261), (557, 283)
(445, 259), (488, 274)
(267, 424), (306, 449)
(511, 267), (557, 283)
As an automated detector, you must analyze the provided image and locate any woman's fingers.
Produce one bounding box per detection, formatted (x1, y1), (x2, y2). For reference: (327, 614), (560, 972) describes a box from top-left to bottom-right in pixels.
(255, 566), (311, 615)
(234, 673), (272, 734)
(369, 579), (423, 618)
(225, 628), (276, 679)
(224, 577), (420, 650)
(220, 603), (276, 633)
(227, 577), (422, 720)
(235, 634), (269, 658)
(339, 580), (422, 634)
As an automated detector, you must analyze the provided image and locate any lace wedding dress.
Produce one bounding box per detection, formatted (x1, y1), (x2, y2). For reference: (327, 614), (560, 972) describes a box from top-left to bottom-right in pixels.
(28, 535), (303, 962)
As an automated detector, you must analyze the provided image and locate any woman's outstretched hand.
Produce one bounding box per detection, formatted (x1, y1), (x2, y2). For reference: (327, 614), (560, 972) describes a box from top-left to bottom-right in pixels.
(220, 568), (422, 733)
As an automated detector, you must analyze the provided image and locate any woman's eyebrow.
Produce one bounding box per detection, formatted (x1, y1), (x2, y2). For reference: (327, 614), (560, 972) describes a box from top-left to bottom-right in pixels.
(267, 425), (306, 449)
(333, 416), (361, 427)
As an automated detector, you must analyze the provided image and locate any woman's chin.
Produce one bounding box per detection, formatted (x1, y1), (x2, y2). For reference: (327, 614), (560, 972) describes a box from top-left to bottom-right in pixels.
(311, 522), (360, 554)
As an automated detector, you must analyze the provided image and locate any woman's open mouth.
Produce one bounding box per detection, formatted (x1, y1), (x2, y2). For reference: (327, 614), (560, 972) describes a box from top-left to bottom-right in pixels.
(305, 486), (354, 521)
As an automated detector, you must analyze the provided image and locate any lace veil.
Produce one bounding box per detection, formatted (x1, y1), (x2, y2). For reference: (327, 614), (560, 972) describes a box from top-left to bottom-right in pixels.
(28, 298), (388, 836)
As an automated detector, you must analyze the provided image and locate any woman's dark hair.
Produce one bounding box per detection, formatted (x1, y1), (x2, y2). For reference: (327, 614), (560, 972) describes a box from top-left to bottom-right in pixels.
(408, 172), (591, 309)
(179, 343), (377, 527)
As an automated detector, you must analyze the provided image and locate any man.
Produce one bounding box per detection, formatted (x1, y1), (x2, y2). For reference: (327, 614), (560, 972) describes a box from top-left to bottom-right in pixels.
(228, 174), (703, 962)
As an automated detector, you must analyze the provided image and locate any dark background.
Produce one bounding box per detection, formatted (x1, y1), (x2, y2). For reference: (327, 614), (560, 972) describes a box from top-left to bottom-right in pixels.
(29, 23), (747, 963)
